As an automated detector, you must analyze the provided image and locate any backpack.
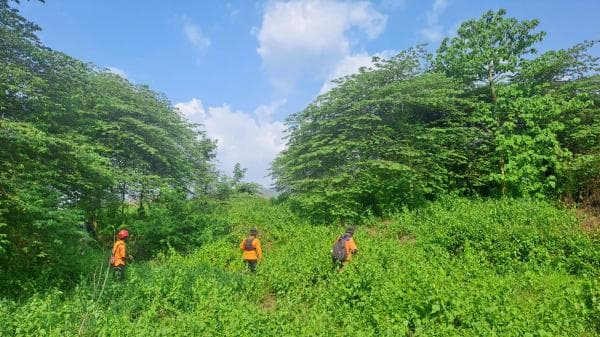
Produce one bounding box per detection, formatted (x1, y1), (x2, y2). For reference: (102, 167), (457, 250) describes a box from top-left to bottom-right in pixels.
(244, 237), (256, 251)
(331, 235), (349, 262)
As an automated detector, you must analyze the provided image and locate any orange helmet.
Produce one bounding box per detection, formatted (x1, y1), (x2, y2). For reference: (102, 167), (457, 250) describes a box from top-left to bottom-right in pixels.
(117, 229), (129, 239)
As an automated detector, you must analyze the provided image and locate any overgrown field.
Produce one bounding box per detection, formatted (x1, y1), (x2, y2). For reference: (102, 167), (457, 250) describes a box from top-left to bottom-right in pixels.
(2, 197), (599, 336)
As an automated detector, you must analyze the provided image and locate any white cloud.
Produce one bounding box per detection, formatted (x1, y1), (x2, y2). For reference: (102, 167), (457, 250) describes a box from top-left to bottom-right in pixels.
(175, 98), (206, 119)
(226, 2), (241, 19)
(419, 0), (449, 43)
(183, 21), (211, 50)
(320, 50), (396, 93)
(254, 99), (287, 123)
(319, 53), (373, 93)
(426, 0), (449, 25)
(106, 66), (128, 79)
(175, 99), (287, 186)
(255, 0), (387, 92)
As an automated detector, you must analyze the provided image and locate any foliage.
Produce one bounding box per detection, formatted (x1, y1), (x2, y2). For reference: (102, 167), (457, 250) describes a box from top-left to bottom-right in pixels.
(273, 9), (600, 222)
(273, 48), (471, 222)
(2, 4), (600, 336)
(128, 188), (229, 259)
(0, 1), (217, 296)
(1, 197), (598, 336)
(434, 8), (545, 101)
(210, 163), (263, 200)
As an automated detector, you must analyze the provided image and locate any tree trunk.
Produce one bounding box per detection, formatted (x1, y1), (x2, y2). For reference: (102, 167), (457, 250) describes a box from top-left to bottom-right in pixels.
(120, 182), (126, 215)
(487, 62), (497, 103)
(499, 156), (507, 195)
(138, 186), (145, 216)
(488, 62), (505, 194)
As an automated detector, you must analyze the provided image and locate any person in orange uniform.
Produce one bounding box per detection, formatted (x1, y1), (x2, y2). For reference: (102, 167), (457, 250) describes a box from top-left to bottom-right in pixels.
(111, 229), (133, 280)
(331, 226), (358, 270)
(240, 228), (262, 273)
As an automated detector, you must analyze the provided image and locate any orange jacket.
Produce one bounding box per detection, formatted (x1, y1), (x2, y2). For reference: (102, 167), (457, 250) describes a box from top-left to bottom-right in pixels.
(240, 236), (262, 261)
(112, 240), (126, 267)
(334, 235), (358, 261)
(344, 237), (358, 261)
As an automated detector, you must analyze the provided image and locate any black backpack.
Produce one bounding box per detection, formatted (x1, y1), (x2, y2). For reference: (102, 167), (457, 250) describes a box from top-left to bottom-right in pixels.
(331, 235), (349, 261)
(244, 237), (256, 251)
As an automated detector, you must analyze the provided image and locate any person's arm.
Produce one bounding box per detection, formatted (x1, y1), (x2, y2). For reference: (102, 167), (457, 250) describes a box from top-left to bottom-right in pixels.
(123, 244), (133, 260)
(255, 240), (263, 260)
(240, 239), (245, 251)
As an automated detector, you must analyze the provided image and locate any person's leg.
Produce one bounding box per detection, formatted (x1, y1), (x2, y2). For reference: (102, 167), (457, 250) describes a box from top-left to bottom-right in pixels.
(113, 266), (125, 281)
(245, 260), (257, 273)
(332, 257), (343, 271)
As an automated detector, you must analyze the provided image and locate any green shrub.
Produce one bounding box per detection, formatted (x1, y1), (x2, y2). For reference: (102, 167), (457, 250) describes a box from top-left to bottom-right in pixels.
(2, 197), (598, 336)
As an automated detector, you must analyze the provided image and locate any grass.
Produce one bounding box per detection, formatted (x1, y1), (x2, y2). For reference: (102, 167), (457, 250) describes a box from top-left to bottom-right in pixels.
(1, 196), (598, 336)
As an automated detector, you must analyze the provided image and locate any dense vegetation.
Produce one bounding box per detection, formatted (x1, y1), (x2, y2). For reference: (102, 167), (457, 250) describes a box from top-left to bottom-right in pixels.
(1, 197), (598, 336)
(2, 2), (600, 336)
(273, 9), (600, 223)
(0, 0), (221, 296)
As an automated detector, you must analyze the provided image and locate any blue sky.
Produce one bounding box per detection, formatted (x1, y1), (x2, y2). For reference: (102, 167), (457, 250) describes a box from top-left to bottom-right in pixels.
(17, 0), (600, 186)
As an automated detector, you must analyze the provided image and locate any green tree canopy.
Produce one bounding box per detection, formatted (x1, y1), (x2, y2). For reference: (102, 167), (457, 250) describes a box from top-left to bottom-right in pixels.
(0, 0), (217, 295)
(273, 10), (600, 223)
(434, 8), (545, 102)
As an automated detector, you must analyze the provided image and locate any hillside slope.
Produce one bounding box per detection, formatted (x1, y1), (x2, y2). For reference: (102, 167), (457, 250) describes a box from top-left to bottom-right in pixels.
(2, 197), (599, 336)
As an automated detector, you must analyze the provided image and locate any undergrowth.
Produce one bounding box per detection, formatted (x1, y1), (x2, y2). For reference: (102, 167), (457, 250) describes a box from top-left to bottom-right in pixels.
(1, 196), (599, 336)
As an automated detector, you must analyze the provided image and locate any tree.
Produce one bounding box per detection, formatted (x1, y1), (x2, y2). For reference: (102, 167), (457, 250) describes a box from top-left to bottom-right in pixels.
(0, 1), (218, 295)
(513, 41), (600, 201)
(434, 9), (545, 102)
(232, 162), (247, 186)
(273, 48), (469, 222)
(434, 9), (548, 195)
(273, 9), (600, 222)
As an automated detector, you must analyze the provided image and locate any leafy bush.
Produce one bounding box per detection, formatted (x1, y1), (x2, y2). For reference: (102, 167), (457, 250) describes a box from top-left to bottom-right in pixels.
(2, 197), (598, 336)
(101, 188), (230, 260)
(389, 197), (600, 275)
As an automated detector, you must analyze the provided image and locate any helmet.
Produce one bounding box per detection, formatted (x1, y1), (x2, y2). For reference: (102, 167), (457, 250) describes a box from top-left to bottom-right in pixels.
(117, 229), (129, 239)
(345, 226), (355, 235)
(250, 228), (258, 236)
